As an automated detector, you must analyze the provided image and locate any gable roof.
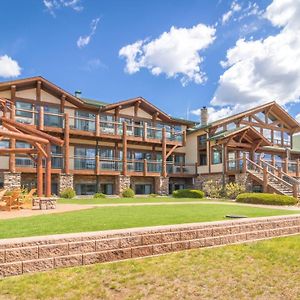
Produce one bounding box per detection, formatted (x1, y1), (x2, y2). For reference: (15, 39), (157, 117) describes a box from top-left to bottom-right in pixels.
(210, 125), (272, 147)
(190, 101), (300, 134)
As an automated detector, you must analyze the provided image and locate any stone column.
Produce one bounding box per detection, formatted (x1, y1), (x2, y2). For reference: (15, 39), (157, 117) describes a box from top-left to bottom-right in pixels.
(58, 174), (74, 195)
(3, 172), (21, 190)
(155, 176), (169, 195)
(235, 173), (252, 191)
(115, 175), (131, 195)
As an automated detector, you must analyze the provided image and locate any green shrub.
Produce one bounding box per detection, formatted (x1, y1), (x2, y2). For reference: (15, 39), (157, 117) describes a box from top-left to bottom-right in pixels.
(60, 188), (76, 199)
(122, 188), (135, 198)
(225, 182), (245, 199)
(93, 193), (106, 199)
(236, 193), (297, 206)
(203, 180), (223, 198)
(172, 189), (204, 198)
(149, 193), (158, 197)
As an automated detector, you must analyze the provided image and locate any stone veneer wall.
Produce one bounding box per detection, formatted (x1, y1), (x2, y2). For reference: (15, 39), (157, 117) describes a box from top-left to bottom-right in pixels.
(58, 174), (74, 194)
(0, 214), (299, 278)
(155, 176), (169, 195)
(3, 172), (21, 190)
(115, 175), (131, 195)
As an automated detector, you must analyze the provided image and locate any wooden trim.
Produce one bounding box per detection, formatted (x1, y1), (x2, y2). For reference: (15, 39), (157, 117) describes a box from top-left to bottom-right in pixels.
(64, 112), (70, 174)
(122, 122), (127, 176)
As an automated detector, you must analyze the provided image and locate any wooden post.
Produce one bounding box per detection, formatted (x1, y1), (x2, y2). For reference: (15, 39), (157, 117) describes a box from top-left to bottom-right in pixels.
(183, 130), (186, 146)
(162, 127), (167, 177)
(143, 159), (147, 176)
(293, 183), (298, 199)
(143, 123), (147, 141)
(39, 106), (44, 131)
(45, 144), (52, 197)
(64, 113), (70, 174)
(278, 166), (282, 178)
(37, 153), (43, 197)
(95, 113), (100, 136)
(272, 155), (275, 167)
(263, 166), (268, 192)
(122, 122), (127, 176)
(95, 154), (100, 175)
(9, 85), (16, 173)
(297, 159), (300, 177)
(242, 152), (247, 173)
(284, 157), (288, 173)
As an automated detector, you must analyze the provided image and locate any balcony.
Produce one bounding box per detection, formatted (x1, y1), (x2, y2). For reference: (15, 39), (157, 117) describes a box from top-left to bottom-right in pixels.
(14, 108), (185, 145)
(15, 155), (64, 169)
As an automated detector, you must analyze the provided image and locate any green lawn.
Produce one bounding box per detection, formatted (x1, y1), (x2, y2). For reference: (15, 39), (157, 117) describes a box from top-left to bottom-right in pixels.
(0, 203), (297, 239)
(58, 196), (211, 205)
(0, 235), (299, 299)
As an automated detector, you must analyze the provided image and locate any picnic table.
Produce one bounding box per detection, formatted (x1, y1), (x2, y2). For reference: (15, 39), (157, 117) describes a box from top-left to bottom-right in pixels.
(32, 197), (57, 210)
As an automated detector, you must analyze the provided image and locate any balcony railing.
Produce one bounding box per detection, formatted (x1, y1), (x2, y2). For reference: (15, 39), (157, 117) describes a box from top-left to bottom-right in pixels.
(15, 155), (63, 169)
(14, 109), (185, 143)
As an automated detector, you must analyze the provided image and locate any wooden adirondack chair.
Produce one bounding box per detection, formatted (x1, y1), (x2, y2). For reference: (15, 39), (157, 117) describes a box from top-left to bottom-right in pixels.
(20, 188), (37, 209)
(0, 190), (21, 211)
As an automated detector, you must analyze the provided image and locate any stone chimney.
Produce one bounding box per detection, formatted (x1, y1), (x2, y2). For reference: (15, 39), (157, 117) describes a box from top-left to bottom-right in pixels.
(75, 90), (82, 98)
(201, 106), (208, 126)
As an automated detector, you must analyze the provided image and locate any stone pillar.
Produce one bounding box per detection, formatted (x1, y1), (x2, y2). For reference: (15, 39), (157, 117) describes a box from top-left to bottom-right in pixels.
(3, 172), (21, 190)
(115, 175), (131, 195)
(58, 174), (74, 195)
(155, 176), (169, 195)
(235, 173), (252, 191)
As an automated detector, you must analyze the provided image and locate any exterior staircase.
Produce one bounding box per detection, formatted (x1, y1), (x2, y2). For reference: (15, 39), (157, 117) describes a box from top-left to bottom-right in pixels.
(243, 156), (300, 198)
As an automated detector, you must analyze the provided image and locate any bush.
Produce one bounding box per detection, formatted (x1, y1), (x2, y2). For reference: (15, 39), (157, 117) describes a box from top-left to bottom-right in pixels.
(225, 182), (245, 199)
(172, 189), (204, 198)
(236, 193), (297, 206)
(60, 188), (76, 199)
(149, 193), (158, 197)
(202, 180), (223, 198)
(93, 193), (106, 199)
(122, 188), (135, 198)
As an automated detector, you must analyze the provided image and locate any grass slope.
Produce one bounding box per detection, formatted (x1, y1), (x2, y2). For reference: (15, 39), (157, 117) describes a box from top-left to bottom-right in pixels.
(0, 203), (297, 239)
(0, 235), (299, 299)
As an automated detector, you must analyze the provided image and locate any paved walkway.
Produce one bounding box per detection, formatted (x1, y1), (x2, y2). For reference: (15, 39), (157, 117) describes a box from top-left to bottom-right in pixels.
(0, 200), (299, 220)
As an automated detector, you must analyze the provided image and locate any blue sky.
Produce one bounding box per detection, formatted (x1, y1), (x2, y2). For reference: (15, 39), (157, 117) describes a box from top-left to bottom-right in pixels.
(1, 0), (300, 122)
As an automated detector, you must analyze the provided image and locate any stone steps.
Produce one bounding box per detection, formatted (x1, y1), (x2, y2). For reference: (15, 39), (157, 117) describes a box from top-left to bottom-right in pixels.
(1, 215), (300, 277)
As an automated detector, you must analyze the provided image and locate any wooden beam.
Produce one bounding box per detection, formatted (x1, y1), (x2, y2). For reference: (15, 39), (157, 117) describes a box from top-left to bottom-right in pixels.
(0, 148), (37, 154)
(9, 85), (16, 173)
(166, 145), (178, 159)
(162, 127), (167, 177)
(64, 112), (70, 174)
(36, 80), (41, 102)
(34, 142), (48, 158)
(122, 122), (127, 176)
(134, 101), (141, 117)
(45, 143), (52, 197)
(0, 129), (49, 144)
(37, 153), (43, 197)
(39, 106), (44, 131)
(238, 129), (248, 142)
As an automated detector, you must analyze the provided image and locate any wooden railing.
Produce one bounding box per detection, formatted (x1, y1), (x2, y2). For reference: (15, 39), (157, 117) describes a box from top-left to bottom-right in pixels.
(14, 109), (185, 143)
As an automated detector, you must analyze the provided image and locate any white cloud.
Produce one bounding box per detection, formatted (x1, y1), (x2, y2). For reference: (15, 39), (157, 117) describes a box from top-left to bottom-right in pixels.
(222, 0), (241, 25)
(77, 18), (100, 49)
(119, 23), (216, 86)
(82, 58), (107, 71)
(0, 55), (21, 78)
(191, 106), (234, 123)
(211, 0), (300, 114)
(43, 0), (83, 16)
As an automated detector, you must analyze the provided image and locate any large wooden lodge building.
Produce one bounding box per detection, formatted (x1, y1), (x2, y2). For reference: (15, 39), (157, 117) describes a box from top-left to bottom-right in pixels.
(1, 76), (300, 197)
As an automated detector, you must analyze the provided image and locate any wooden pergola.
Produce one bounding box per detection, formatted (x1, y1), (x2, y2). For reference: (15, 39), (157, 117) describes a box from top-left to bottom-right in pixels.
(0, 98), (64, 197)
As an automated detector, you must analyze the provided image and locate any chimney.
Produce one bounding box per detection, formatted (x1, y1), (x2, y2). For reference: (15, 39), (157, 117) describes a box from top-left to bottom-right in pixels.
(201, 106), (208, 126)
(75, 90), (82, 98)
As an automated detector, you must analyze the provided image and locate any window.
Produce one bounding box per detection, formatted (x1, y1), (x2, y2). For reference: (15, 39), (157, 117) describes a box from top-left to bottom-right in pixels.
(44, 106), (62, 127)
(273, 130), (282, 145)
(263, 128), (272, 141)
(212, 147), (222, 164)
(16, 141), (31, 148)
(75, 184), (96, 195)
(100, 184), (113, 195)
(198, 134), (207, 166)
(283, 132), (291, 145)
(135, 184), (152, 195)
(75, 111), (95, 132)
(0, 141), (9, 148)
(174, 154), (184, 164)
(16, 101), (33, 118)
(74, 147), (96, 169)
(100, 148), (114, 159)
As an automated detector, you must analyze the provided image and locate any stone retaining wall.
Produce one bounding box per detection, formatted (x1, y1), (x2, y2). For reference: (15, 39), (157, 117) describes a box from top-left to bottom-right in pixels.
(0, 214), (300, 278)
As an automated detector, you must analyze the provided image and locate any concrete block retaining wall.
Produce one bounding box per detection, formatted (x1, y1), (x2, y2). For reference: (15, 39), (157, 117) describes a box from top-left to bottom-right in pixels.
(1, 214), (300, 278)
